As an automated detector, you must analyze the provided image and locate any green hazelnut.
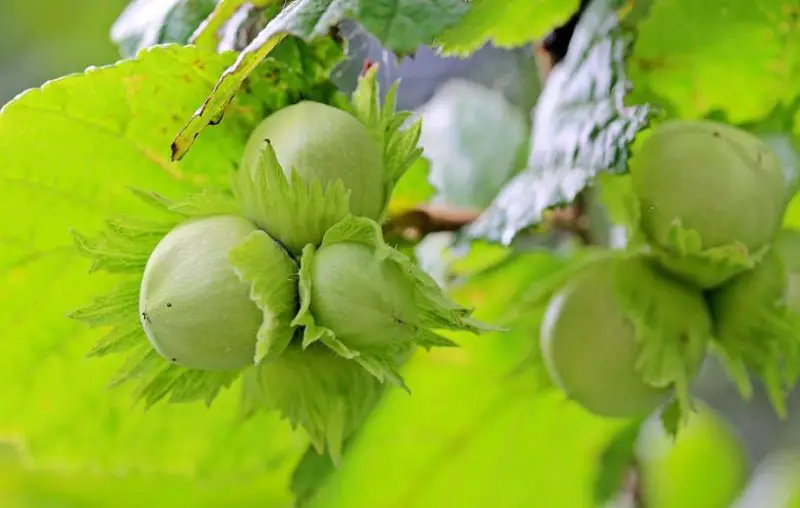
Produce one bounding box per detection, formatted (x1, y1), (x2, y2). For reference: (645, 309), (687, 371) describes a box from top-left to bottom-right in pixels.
(242, 101), (386, 220)
(308, 241), (420, 350)
(540, 258), (709, 418)
(139, 215), (290, 371)
(631, 120), (786, 287)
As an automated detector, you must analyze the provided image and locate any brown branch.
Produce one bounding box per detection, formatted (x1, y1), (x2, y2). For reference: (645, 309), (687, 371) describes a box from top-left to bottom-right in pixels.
(382, 204), (481, 242)
(382, 204), (589, 244)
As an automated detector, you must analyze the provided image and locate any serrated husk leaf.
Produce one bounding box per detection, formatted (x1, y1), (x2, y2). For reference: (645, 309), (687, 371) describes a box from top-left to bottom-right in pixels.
(648, 220), (768, 289)
(67, 279), (141, 327)
(168, 188), (242, 217)
(659, 399), (682, 439)
(231, 138), (351, 255)
(614, 256), (712, 423)
(708, 249), (800, 418)
(292, 215), (495, 385)
(72, 187), (236, 274)
(228, 229), (300, 363)
(350, 65), (424, 220)
(240, 342), (386, 464)
(86, 320), (145, 358)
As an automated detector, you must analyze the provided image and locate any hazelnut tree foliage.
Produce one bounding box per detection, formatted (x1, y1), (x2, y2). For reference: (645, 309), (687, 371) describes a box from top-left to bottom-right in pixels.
(1, 0), (800, 507)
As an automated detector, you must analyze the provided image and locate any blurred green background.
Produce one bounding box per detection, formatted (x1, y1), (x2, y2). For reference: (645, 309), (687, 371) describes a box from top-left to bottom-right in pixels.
(2, 1), (800, 507)
(0, 2), (127, 105)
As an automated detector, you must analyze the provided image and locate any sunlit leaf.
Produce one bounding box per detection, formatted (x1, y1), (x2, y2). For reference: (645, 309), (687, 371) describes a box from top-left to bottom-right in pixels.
(0, 44), (306, 479)
(437, 0), (579, 56)
(629, 0), (800, 123)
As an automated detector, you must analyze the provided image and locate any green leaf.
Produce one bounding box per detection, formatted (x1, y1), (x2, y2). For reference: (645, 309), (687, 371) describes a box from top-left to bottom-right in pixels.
(228, 229), (300, 362)
(417, 79), (530, 209)
(659, 399), (682, 439)
(0, 44), (307, 477)
(0, 461), (297, 508)
(231, 139), (350, 255)
(71, 214), (180, 274)
(171, 0), (466, 160)
(168, 189), (243, 217)
(67, 279), (141, 328)
(467, 0), (652, 245)
(111, 0), (219, 58)
(352, 0), (469, 55)
(629, 0), (800, 124)
(291, 443), (341, 506)
(86, 319), (147, 358)
(161, 0), (221, 45)
(0, 45), (271, 271)
(437, 0), (580, 56)
(594, 418), (644, 506)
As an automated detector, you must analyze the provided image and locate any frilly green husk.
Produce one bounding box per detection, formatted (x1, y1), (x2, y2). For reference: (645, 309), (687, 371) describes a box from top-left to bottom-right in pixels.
(612, 255), (711, 422)
(231, 64), (424, 257)
(239, 341), (412, 465)
(292, 215), (498, 387)
(227, 228), (299, 363)
(69, 188), (298, 408)
(708, 246), (800, 418)
(647, 220), (768, 289)
(349, 64), (423, 222)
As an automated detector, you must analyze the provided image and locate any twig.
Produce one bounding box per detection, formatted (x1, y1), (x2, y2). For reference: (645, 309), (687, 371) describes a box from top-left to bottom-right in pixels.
(382, 204), (590, 244)
(383, 204), (481, 242)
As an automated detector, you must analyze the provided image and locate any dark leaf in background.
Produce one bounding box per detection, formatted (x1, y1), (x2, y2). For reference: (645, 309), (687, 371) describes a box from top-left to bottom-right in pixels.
(467, 0), (652, 245)
(111, 0), (218, 58)
(418, 79), (531, 210)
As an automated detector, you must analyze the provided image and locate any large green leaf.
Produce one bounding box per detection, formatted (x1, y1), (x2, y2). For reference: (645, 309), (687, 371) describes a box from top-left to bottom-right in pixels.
(0, 459), (295, 507)
(171, 0), (470, 160)
(0, 44), (306, 481)
(629, 0), (800, 124)
(437, 0), (580, 56)
(467, 0), (652, 244)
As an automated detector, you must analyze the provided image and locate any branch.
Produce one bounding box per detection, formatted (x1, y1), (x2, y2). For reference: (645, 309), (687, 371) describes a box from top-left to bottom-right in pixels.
(383, 204), (589, 244)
